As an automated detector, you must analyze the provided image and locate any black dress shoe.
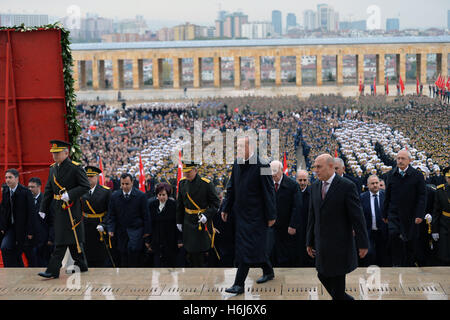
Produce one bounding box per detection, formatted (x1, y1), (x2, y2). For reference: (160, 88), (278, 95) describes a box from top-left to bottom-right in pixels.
(256, 273), (274, 284)
(225, 285), (244, 295)
(38, 272), (59, 279)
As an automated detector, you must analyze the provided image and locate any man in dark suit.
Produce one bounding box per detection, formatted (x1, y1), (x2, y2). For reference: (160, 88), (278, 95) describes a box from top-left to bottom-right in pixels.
(383, 150), (426, 267)
(106, 173), (151, 267)
(334, 158), (361, 191)
(360, 175), (389, 267)
(222, 136), (277, 295)
(0, 169), (34, 267)
(27, 177), (54, 267)
(38, 140), (90, 279)
(296, 169), (314, 267)
(270, 160), (302, 267)
(307, 154), (369, 300)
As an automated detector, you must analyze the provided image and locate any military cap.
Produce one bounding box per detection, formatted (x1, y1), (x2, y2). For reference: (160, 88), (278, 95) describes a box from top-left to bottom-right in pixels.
(85, 166), (102, 177)
(182, 161), (199, 173)
(49, 140), (70, 153)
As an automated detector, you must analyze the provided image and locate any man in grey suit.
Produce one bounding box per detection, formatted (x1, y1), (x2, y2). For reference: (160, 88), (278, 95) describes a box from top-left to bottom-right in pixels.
(307, 154), (369, 300)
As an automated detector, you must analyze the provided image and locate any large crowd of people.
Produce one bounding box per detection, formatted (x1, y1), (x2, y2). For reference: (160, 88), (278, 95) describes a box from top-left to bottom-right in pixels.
(1, 92), (448, 270)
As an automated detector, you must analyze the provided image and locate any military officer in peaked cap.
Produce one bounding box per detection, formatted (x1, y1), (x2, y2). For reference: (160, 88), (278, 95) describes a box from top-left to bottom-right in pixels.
(81, 166), (113, 267)
(38, 140), (90, 278)
(176, 161), (220, 267)
(431, 166), (450, 266)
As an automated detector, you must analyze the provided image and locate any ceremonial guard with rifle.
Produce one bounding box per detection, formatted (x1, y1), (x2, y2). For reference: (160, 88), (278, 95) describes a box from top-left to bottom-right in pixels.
(81, 166), (114, 267)
(176, 161), (220, 267)
(38, 140), (90, 278)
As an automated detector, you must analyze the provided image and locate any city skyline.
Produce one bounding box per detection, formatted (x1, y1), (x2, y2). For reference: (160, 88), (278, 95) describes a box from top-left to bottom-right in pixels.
(1, 0), (449, 30)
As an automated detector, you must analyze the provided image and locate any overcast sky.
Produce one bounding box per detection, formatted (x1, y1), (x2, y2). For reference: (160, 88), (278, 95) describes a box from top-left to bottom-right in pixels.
(1, 0), (448, 29)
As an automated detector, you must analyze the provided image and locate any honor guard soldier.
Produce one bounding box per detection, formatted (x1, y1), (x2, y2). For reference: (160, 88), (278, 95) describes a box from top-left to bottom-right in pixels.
(38, 140), (90, 278)
(176, 161), (220, 267)
(81, 166), (113, 267)
(431, 166), (450, 266)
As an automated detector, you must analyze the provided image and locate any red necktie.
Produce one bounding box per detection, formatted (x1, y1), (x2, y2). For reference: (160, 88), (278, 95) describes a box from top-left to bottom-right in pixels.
(275, 183), (279, 192)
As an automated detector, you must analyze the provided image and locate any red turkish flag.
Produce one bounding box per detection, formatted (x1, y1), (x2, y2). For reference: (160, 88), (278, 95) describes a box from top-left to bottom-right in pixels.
(139, 155), (145, 192)
(386, 77), (389, 95)
(98, 157), (105, 186)
(373, 77), (376, 95)
(399, 76), (405, 94)
(176, 150), (183, 196)
(416, 77), (419, 95)
(283, 152), (288, 175)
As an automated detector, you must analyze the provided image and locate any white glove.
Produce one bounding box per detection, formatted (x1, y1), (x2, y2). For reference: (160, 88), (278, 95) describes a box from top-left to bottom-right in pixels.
(96, 225), (105, 233)
(425, 214), (432, 224)
(39, 212), (46, 219)
(198, 214), (207, 224)
(177, 224), (183, 232)
(432, 233), (439, 241)
(61, 192), (70, 202)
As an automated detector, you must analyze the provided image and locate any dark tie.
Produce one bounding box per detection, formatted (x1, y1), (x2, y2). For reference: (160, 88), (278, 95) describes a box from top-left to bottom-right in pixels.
(125, 193), (129, 200)
(373, 194), (381, 228)
(275, 183), (279, 192)
(89, 190), (93, 197)
(321, 181), (328, 200)
(10, 190), (14, 224)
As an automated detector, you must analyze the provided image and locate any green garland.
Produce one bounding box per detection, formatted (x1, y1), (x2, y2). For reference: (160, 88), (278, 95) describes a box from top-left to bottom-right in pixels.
(0, 23), (82, 161)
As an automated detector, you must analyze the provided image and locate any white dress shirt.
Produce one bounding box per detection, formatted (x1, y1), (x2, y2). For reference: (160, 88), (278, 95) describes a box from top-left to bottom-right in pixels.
(370, 191), (380, 230)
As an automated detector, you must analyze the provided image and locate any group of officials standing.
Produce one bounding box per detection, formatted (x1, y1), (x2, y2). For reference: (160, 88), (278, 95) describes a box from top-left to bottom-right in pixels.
(0, 138), (449, 300)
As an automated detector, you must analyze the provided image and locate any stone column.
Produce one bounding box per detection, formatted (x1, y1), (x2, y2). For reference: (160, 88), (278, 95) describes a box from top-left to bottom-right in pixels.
(316, 55), (322, 86)
(234, 56), (241, 88)
(417, 53), (427, 84)
(92, 59), (99, 90)
(173, 57), (182, 89)
(336, 54), (343, 86)
(99, 60), (105, 89)
(356, 54), (364, 85)
(213, 56), (221, 88)
(132, 59), (142, 89)
(152, 58), (162, 89)
(296, 55), (302, 86)
(112, 59), (119, 90)
(73, 60), (80, 90)
(193, 57), (202, 88)
(79, 60), (86, 89)
(396, 53), (406, 83)
(438, 52), (448, 79)
(275, 55), (282, 86)
(118, 59), (124, 89)
(376, 54), (385, 85)
(254, 56), (261, 88)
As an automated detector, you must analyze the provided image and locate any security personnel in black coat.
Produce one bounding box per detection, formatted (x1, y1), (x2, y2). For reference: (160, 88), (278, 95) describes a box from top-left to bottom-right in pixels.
(383, 150), (426, 267)
(176, 162), (220, 267)
(105, 173), (151, 267)
(270, 160), (302, 267)
(81, 166), (112, 267)
(27, 177), (54, 267)
(296, 169), (315, 267)
(38, 140), (90, 278)
(222, 137), (277, 295)
(0, 169), (34, 267)
(431, 166), (450, 266)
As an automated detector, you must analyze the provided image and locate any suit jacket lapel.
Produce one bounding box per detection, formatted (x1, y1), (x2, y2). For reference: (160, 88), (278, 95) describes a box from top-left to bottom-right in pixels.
(320, 175), (340, 208)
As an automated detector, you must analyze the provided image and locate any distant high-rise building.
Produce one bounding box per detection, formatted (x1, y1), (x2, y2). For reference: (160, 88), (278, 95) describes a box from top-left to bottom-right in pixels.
(216, 11), (248, 38)
(242, 21), (274, 39)
(386, 18), (400, 31)
(303, 10), (316, 30)
(286, 13), (296, 32)
(272, 10), (282, 35)
(316, 4), (338, 31)
(0, 13), (48, 27)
